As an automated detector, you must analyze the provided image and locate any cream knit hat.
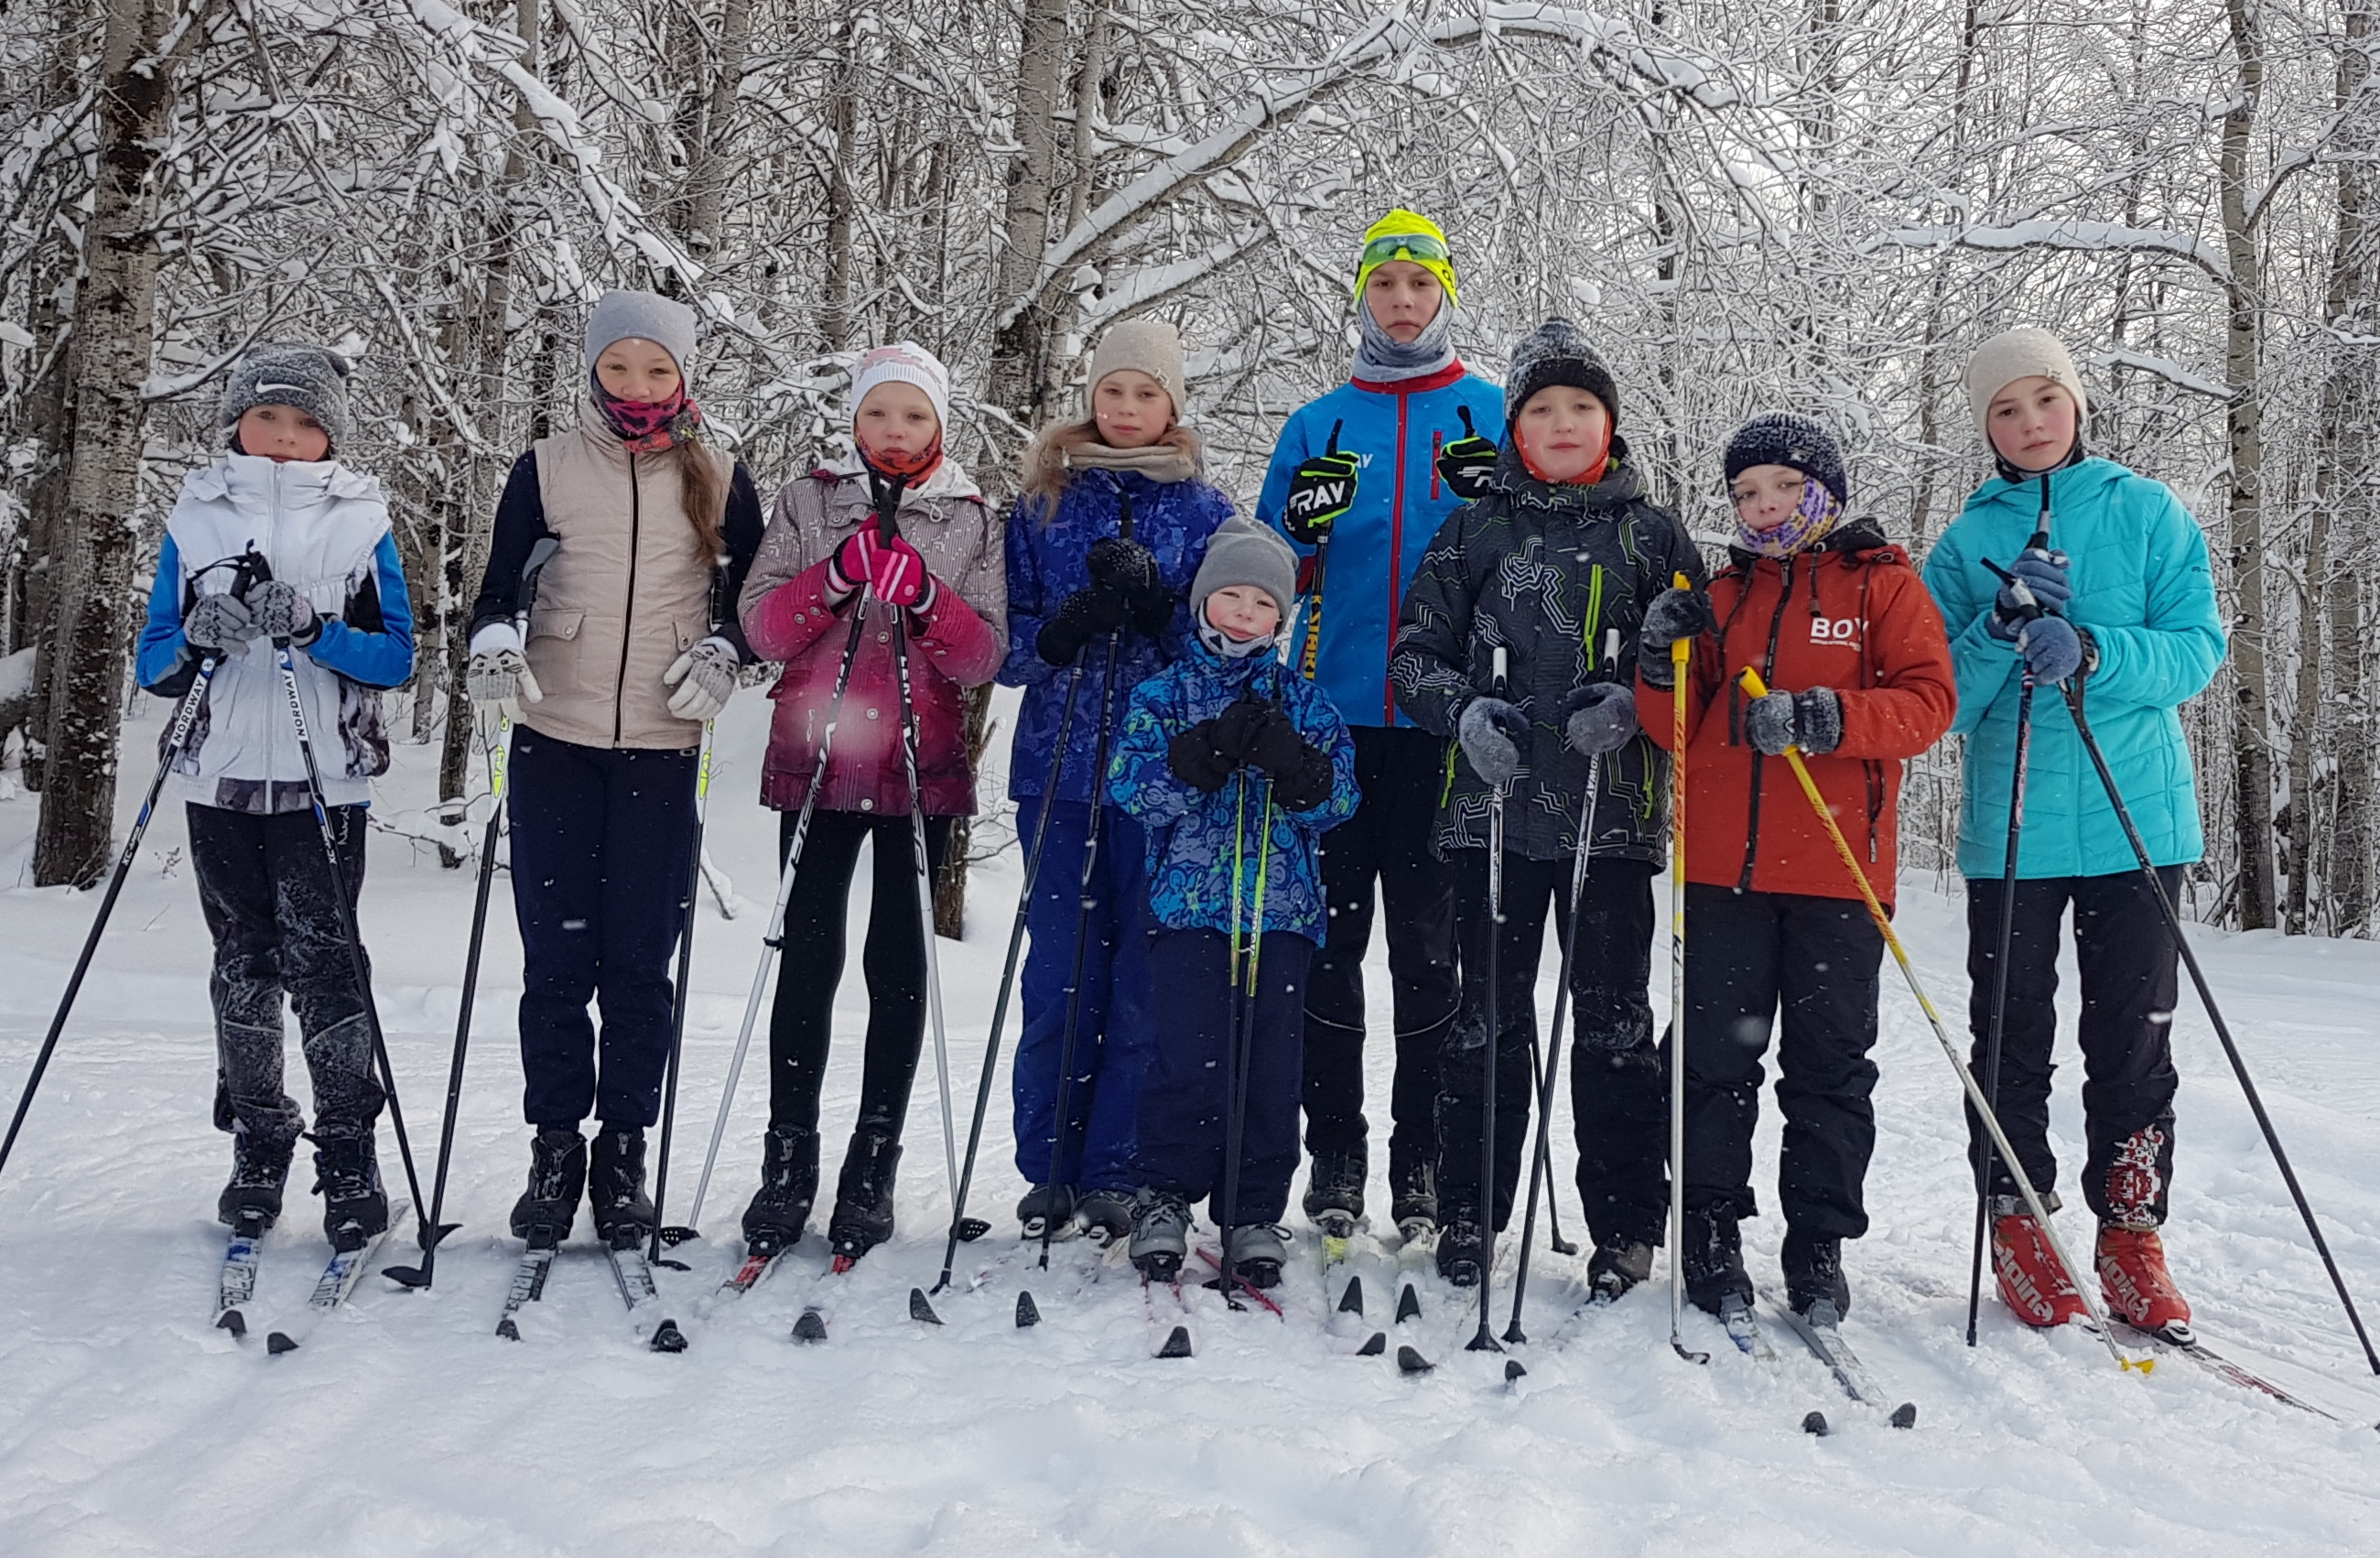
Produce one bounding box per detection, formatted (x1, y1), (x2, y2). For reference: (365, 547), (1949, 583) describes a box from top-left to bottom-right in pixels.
(1087, 319), (1185, 419)
(1964, 326), (2089, 439)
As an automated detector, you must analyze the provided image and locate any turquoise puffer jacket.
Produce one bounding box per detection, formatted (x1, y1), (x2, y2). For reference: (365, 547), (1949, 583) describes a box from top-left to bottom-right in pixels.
(1920, 457), (2225, 881)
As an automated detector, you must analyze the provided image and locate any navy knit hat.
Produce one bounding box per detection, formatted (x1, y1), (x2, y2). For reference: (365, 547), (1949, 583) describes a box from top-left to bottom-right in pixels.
(1504, 317), (1618, 431)
(1722, 412), (1847, 505)
(221, 343), (352, 453)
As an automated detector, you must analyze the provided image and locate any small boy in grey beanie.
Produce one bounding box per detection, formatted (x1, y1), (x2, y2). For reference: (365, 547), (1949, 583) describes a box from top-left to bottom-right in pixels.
(221, 342), (353, 458)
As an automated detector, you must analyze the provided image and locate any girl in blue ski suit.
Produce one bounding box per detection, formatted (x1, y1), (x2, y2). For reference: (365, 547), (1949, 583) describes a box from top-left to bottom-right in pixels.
(135, 343), (416, 1252)
(999, 320), (1232, 1242)
(1107, 516), (1358, 1286)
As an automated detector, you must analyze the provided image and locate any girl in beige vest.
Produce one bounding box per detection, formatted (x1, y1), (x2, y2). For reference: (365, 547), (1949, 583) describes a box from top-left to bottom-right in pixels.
(464, 290), (764, 1252)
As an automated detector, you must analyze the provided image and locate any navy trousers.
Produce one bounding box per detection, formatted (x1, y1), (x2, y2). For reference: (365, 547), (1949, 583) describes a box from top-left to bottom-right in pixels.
(1133, 927), (1314, 1227)
(509, 728), (697, 1131)
(1010, 800), (1156, 1193)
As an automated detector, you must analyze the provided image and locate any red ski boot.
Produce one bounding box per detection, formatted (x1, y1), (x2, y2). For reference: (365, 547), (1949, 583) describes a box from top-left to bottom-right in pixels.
(2096, 1226), (2191, 1333)
(1991, 1201), (2088, 1327)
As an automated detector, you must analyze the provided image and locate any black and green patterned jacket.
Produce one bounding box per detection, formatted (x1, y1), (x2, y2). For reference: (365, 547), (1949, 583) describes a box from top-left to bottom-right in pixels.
(1389, 445), (1707, 863)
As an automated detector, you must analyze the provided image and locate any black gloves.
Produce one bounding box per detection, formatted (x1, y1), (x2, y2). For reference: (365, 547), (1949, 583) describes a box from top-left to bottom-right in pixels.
(1090, 536), (1174, 637)
(1035, 583), (1130, 667)
(1246, 708), (1334, 810)
(1435, 406), (1499, 503)
(1167, 698), (1335, 809)
(1168, 722), (1237, 792)
(1638, 587), (1716, 689)
(1283, 421), (1358, 545)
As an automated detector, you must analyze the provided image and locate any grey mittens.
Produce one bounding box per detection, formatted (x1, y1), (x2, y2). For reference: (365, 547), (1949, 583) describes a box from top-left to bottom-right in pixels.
(1457, 697), (1529, 788)
(1562, 682), (1639, 755)
(664, 634), (741, 721)
(182, 593), (255, 656)
(1745, 687), (1844, 756)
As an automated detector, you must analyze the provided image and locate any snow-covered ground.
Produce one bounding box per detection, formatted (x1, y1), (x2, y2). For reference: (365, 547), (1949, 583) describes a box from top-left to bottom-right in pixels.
(1, 693), (2376, 1557)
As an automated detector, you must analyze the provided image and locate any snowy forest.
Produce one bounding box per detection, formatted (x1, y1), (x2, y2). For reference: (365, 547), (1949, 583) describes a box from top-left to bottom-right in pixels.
(1, 0), (2375, 936)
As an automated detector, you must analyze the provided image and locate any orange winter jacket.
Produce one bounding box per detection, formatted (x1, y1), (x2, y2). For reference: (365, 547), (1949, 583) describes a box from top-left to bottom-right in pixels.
(1637, 520), (1955, 907)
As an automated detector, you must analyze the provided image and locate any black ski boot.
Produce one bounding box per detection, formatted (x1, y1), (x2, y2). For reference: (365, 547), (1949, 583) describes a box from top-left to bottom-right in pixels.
(1130, 1190), (1191, 1282)
(1585, 1232), (1655, 1303)
(1435, 1212), (1485, 1287)
(1782, 1228), (1850, 1320)
(1390, 1157), (1438, 1241)
(1016, 1183), (1076, 1240)
(511, 1127), (586, 1243)
(589, 1127), (654, 1248)
(1076, 1187), (1137, 1247)
(1301, 1148), (1366, 1239)
(311, 1132), (388, 1252)
(827, 1128), (901, 1268)
(741, 1124), (818, 1255)
(1225, 1222), (1289, 1289)
(1682, 1204), (1753, 1316)
(218, 1129), (294, 1231)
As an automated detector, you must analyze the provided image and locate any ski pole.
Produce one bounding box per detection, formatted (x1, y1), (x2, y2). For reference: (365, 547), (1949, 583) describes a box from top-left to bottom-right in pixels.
(1737, 666), (2145, 1373)
(268, 633), (434, 1251)
(645, 718), (716, 1270)
(1667, 580), (1704, 1365)
(0, 654), (222, 1189)
(1215, 771), (1275, 1308)
(676, 475), (912, 1243)
(1468, 647), (1510, 1356)
(1968, 481), (2052, 1345)
(390, 534), (558, 1289)
(1037, 493), (1138, 1270)
(933, 660), (1085, 1293)
(2060, 676), (2380, 1374)
(1505, 628), (1620, 1344)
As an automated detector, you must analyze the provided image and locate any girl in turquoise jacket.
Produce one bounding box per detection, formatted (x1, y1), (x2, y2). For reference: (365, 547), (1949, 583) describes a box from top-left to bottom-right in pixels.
(1921, 326), (2224, 1336)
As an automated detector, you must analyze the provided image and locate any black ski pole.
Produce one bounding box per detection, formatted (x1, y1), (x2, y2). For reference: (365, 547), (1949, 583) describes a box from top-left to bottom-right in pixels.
(1037, 495), (1137, 1271)
(1214, 771), (1275, 1309)
(0, 653), (224, 1188)
(644, 718), (717, 1271)
(933, 660), (1085, 1292)
(2063, 675), (2380, 1374)
(1469, 647), (1510, 1354)
(267, 631), (433, 1250)
(389, 536), (558, 1289)
(1967, 478), (2051, 1345)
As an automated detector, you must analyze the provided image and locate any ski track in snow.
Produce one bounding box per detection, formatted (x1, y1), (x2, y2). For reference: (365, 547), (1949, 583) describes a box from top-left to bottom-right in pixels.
(1, 695), (2378, 1555)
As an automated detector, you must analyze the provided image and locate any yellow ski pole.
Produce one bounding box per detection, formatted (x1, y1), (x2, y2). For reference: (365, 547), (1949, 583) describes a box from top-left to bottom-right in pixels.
(1734, 666), (2147, 1374)
(1667, 575), (1704, 1364)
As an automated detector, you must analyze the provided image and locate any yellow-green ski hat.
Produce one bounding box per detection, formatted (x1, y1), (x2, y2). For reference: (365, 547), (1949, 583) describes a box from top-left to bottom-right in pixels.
(1353, 210), (1458, 308)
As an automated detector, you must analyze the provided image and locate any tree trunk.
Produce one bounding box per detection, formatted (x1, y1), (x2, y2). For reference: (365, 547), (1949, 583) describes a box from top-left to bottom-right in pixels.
(2219, 0), (2277, 929)
(821, 14), (861, 354)
(986, 0), (1075, 431)
(33, 0), (193, 887)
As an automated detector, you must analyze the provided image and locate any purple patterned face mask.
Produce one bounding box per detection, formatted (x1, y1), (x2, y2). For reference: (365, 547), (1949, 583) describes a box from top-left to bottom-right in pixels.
(1734, 476), (1842, 559)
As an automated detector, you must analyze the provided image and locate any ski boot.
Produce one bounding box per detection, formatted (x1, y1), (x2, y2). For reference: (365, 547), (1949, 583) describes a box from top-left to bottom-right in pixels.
(1016, 1183), (1076, 1241)
(511, 1127), (586, 1244)
(1682, 1204), (1752, 1317)
(1076, 1187), (1137, 1247)
(312, 1131), (388, 1252)
(1301, 1149), (1366, 1242)
(741, 1124), (818, 1256)
(2096, 1224), (2191, 1333)
(1990, 1196), (2088, 1327)
(826, 1128), (901, 1271)
(1129, 1190), (1190, 1282)
(1782, 1228), (1850, 1320)
(1585, 1231), (1654, 1304)
(1224, 1222), (1289, 1290)
(588, 1127), (654, 1248)
(1434, 1212), (1485, 1288)
(1390, 1158), (1438, 1242)
(218, 1128), (294, 1232)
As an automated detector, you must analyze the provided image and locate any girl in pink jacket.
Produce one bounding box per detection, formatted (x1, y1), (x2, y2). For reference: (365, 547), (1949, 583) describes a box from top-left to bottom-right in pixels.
(734, 343), (1008, 1265)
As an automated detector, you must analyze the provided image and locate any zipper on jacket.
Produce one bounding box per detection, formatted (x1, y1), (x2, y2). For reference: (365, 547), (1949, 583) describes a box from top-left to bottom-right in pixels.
(1736, 556), (1796, 893)
(1384, 393), (1412, 724)
(612, 450), (643, 747)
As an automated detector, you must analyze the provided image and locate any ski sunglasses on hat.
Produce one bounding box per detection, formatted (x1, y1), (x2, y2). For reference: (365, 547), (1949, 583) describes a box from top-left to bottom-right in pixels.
(1358, 233), (1450, 270)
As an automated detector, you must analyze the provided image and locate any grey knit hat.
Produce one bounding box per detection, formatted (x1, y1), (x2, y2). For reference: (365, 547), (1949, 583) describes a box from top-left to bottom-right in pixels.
(1724, 412), (1848, 504)
(1964, 326), (2088, 439)
(1087, 318), (1185, 418)
(221, 343), (352, 453)
(585, 288), (698, 375)
(1191, 514), (1299, 628)
(1504, 316), (1618, 430)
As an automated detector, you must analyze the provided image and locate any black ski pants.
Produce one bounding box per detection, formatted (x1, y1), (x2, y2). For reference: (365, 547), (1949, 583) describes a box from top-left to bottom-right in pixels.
(1303, 724), (1459, 1178)
(190, 802), (383, 1150)
(1435, 849), (1666, 1244)
(510, 729), (697, 1132)
(1134, 926), (1314, 1227)
(764, 808), (953, 1141)
(1964, 867), (2181, 1227)
(1681, 885), (1882, 1239)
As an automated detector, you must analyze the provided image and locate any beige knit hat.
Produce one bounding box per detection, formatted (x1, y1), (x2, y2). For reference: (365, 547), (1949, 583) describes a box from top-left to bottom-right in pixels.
(1087, 319), (1185, 419)
(1964, 326), (2089, 439)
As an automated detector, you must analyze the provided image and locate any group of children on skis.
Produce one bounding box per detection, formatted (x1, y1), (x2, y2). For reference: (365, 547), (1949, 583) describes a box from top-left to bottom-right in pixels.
(144, 205), (2216, 1338)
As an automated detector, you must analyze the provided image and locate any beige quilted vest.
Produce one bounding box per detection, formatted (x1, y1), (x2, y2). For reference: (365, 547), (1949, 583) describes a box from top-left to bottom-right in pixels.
(522, 402), (730, 751)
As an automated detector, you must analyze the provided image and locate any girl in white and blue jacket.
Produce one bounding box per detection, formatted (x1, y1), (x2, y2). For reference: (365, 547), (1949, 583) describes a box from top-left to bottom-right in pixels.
(135, 343), (416, 1252)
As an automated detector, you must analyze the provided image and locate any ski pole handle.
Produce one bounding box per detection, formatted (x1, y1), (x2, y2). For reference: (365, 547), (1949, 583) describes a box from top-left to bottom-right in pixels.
(1669, 572), (1693, 676)
(1491, 644), (1508, 699)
